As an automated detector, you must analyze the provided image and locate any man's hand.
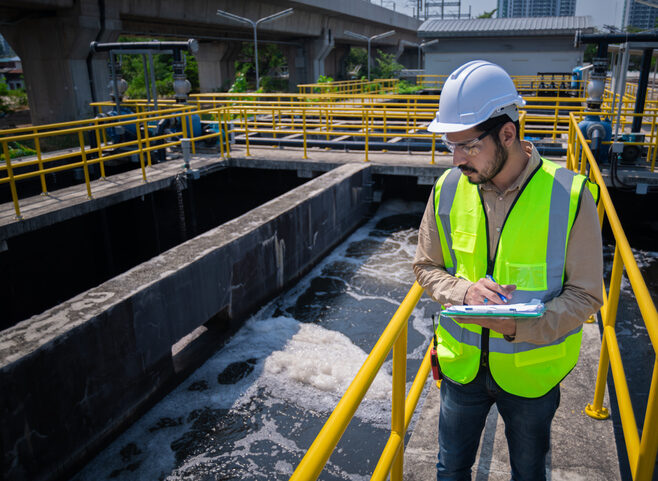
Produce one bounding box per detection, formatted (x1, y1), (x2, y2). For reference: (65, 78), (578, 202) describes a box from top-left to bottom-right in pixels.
(464, 277), (516, 306)
(458, 316), (517, 337)
(451, 277), (518, 337)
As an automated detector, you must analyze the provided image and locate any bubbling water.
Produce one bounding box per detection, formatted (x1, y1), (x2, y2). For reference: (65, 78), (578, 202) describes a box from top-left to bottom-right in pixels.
(72, 199), (434, 481)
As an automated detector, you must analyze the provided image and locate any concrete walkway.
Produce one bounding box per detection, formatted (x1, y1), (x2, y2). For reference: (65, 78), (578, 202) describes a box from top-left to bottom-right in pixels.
(404, 320), (621, 480)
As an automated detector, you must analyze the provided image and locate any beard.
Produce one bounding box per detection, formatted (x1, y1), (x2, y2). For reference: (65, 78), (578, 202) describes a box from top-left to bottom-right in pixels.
(462, 141), (508, 185)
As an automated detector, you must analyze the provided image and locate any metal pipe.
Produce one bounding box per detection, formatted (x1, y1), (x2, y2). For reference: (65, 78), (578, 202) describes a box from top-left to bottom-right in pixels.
(580, 32), (658, 43)
(615, 45), (631, 139)
(632, 48), (653, 132)
(149, 53), (158, 110)
(90, 40), (198, 53)
(233, 137), (567, 155)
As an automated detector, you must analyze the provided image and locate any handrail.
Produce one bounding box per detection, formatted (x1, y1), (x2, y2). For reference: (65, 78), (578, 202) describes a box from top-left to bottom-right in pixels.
(0, 106), (230, 218)
(290, 110), (658, 481)
(567, 112), (658, 481)
(290, 281), (426, 480)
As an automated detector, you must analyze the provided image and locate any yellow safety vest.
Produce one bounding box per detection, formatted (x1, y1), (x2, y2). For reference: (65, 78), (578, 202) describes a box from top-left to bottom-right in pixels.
(433, 158), (597, 398)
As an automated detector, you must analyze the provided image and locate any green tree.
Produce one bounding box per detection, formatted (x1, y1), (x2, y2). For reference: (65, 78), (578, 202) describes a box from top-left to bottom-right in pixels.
(233, 42), (287, 91)
(372, 50), (404, 79)
(345, 47), (368, 78)
(477, 8), (497, 18)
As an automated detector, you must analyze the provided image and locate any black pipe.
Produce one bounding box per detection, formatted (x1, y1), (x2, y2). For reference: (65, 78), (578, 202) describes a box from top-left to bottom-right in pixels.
(633, 48), (653, 132)
(233, 137), (568, 156)
(90, 39), (198, 53)
(580, 32), (658, 44)
(85, 0), (106, 104)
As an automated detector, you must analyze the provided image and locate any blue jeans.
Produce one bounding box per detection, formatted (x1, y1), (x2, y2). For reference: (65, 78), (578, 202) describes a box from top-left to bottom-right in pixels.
(437, 368), (560, 481)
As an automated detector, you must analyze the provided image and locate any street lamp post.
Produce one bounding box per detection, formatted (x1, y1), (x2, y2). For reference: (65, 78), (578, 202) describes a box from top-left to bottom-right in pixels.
(418, 39), (439, 70)
(344, 30), (396, 80)
(216, 8), (294, 90)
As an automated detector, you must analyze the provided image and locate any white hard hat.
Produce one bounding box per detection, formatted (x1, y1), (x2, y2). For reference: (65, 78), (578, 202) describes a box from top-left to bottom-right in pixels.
(428, 60), (526, 133)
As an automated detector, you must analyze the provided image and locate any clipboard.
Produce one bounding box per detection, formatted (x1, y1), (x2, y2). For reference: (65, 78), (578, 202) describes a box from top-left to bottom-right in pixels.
(441, 299), (545, 318)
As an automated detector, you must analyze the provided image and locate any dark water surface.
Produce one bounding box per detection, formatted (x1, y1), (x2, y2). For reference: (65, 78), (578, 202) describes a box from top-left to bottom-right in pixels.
(72, 200), (438, 480)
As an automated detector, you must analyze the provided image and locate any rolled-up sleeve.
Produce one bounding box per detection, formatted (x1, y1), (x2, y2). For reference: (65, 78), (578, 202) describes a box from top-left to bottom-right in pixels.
(413, 189), (472, 306)
(514, 188), (604, 344)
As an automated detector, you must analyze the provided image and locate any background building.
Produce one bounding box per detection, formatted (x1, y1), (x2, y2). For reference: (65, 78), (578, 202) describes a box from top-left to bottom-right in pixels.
(418, 15), (592, 76)
(623, 0), (658, 30)
(497, 0), (577, 17)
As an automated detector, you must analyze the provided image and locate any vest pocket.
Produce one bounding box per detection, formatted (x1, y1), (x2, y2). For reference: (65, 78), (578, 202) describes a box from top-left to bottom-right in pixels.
(504, 262), (547, 291)
(513, 342), (566, 367)
(451, 229), (477, 254)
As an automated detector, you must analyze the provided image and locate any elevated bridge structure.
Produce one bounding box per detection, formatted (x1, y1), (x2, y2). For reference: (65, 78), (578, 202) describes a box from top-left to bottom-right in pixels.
(0, 0), (420, 125)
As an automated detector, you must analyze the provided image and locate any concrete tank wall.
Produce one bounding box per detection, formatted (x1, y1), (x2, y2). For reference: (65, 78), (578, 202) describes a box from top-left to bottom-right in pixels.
(0, 163), (372, 481)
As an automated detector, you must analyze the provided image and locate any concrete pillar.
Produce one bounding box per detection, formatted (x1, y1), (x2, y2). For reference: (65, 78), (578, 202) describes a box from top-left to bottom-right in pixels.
(284, 45), (307, 91)
(325, 44), (350, 80)
(0, 0), (121, 125)
(286, 28), (335, 89)
(196, 41), (241, 92)
(308, 28), (334, 83)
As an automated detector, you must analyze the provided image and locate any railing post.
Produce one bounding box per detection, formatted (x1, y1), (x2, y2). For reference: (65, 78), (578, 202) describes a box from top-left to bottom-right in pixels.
(135, 117), (147, 183)
(77, 130), (93, 199)
(364, 108), (370, 162)
(142, 115), (152, 167)
(391, 323), (407, 481)
(634, 358), (658, 480)
(302, 107), (307, 159)
(3, 140), (22, 219)
(224, 110), (231, 158)
(217, 110), (224, 159)
(431, 133), (436, 165)
(586, 245), (623, 419)
(243, 108), (250, 157)
(31, 131), (47, 195)
(94, 119), (106, 179)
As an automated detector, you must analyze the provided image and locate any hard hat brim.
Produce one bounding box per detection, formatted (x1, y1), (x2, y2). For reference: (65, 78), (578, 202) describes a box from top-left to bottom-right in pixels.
(427, 101), (524, 134)
(427, 117), (481, 134)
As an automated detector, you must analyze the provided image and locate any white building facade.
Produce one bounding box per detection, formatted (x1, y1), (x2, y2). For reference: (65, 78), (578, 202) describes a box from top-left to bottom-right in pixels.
(418, 16), (592, 77)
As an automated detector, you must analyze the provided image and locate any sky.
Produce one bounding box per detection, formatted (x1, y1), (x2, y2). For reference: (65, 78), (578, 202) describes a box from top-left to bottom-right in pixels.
(390, 0), (627, 29)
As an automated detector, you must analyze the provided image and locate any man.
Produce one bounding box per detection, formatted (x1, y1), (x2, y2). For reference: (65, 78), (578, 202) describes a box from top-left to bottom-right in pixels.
(413, 60), (603, 481)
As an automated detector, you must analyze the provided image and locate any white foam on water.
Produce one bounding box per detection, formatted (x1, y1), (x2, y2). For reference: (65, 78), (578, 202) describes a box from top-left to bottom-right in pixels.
(262, 321), (392, 400)
(73, 199), (427, 480)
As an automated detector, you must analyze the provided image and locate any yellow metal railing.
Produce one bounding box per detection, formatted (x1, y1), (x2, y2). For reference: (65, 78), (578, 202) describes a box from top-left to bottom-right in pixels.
(6, 75), (658, 220)
(297, 79), (399, 95)
(567, 112), (658, 481)
(290, 282), (429, 480)
(0, 106), (230, 218)
(289, 111), (658, 481)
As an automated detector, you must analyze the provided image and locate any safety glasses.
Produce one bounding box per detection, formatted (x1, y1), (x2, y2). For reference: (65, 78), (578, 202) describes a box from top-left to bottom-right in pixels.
(441, 127), (497, 157)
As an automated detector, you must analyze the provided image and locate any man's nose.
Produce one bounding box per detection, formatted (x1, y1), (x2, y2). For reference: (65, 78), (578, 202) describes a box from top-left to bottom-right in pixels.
(452, 148), (468, 166)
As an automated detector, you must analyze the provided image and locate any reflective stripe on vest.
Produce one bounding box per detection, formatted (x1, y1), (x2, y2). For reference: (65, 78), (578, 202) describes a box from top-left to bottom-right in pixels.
(433, 158), (586, 398)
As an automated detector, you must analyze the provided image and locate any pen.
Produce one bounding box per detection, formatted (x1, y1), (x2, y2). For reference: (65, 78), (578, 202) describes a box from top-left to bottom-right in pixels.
(486, 275), (508, 303)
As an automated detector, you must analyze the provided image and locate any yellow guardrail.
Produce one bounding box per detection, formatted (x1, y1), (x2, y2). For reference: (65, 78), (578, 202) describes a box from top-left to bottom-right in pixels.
(0, 105), (231, 218)
(5, 74), (658, 220)
(568, 111), (658, 481)
(297, 79), (399, 95)
(417, 74), (587, 97)
(289, 112), (658, 481)
(290, 281), (429, 480)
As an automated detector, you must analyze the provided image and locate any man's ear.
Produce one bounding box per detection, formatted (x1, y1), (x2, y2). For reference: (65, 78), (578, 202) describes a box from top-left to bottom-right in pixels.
(498, 122), (517, 147)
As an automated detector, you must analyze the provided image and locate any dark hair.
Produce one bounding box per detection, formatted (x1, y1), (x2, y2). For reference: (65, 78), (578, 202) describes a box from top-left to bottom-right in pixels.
(475, 114), (521, 143)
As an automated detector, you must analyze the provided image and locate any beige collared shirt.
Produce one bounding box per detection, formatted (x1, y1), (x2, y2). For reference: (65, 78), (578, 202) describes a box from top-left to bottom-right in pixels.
(413, 141), (603, 345)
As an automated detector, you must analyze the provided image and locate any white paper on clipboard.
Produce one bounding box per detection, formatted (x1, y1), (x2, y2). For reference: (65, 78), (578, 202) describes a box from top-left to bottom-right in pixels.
(442, 298), (545, 318)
